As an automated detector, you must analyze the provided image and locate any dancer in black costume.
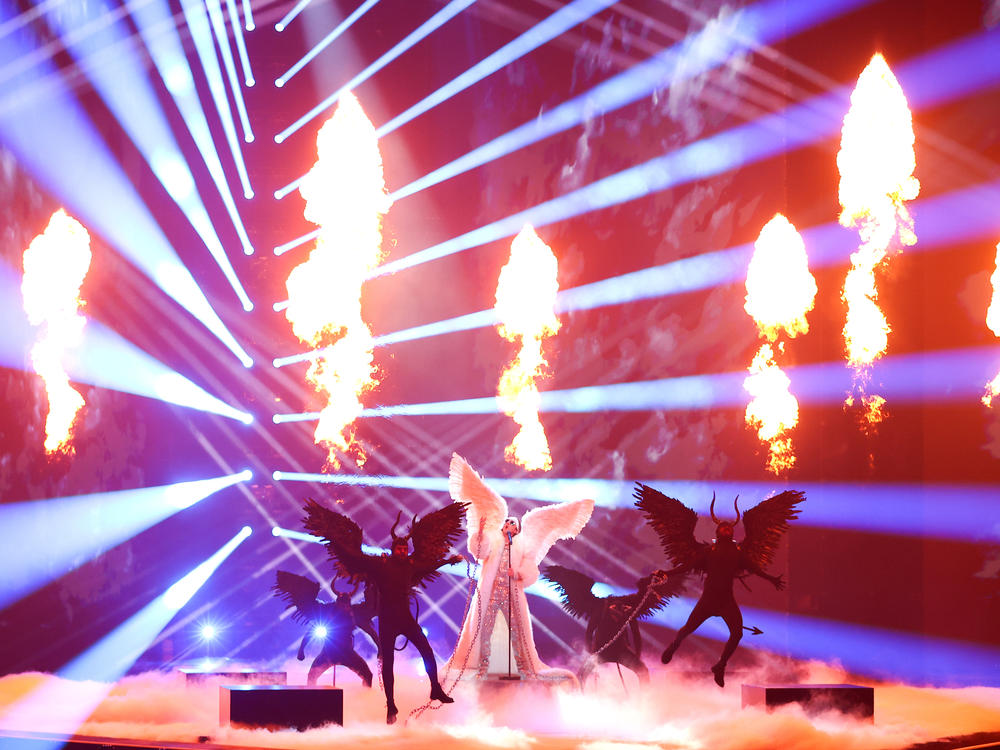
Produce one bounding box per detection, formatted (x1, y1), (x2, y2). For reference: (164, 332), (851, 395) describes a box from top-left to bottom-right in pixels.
(273, 570), (377, 686)
(303, 497), (466, 723)
(543, 565), (684, 686)
(634, 484), (804, 686)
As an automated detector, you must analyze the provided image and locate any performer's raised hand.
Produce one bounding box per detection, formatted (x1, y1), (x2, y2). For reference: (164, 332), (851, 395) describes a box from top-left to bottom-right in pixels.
(650, 569), (670, 585)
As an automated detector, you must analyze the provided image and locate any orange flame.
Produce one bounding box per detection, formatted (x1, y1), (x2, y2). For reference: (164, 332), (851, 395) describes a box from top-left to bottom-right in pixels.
(21, 209), (92, 454)
(744, 344), (798, 474)
(495, 224), (560, 471)
(837, 53), (919, 423)
(984, 242), (1000, 407)
(985, 374), (1000, 409)
(285, 92), (391, 468)
(743, 214), (816, 474)
(744, 214), (817, 341)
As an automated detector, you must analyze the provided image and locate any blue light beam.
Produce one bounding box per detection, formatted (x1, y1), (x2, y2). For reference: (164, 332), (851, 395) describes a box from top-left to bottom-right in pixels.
(275, 0), (314, 32)
(241, 0), (254, 30)
(270, 473), (1000, 546)
(271, 344), (1000, 424)
(273, 227), (319, 256)
(271, 173), (1000, 347)
(224, 0), (255, 86)
(270, 520), (999, 684)
(0, 12), (254, 366)
(0, 527), (252, 745)
(273, 518), (1000, 685)
(41, 1), (255, 311)
(0, 260), (255, 418)
(375, 29), (1000, 277)
(274, 0), (477, 144)
(130, 0), (256, 254)
(0, 472), (252, 610)
(275, 0), (381, 86)
(205, 0), (255, 142)
(71, 526), (252, 679)
(178, 0), (254, 196)
(274, 0), (877, 200)
(643, 600), (1000, 687)
(376, 0), (620, 138)
(387, 178), (1000, 347)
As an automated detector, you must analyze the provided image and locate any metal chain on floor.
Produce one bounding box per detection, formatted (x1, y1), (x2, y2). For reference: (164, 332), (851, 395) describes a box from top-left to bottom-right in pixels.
(407, 534), (486, 724)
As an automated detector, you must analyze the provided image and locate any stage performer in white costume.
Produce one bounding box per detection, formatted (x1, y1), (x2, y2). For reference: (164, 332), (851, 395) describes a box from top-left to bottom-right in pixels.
(446, 453), (594, 682)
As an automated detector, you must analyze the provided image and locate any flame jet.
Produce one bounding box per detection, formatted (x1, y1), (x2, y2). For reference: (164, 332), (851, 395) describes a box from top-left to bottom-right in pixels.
(743, 214), (817, 474)
(21, 210), (93, 454)
(837, 53), (920, 424)
(284, 92), (391, 468)
(494, 225), (560, 471)
(984, 242), (1000, 407)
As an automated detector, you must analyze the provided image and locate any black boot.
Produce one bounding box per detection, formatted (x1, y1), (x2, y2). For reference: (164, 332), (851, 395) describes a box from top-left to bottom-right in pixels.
(711, 662), (726, 687)
(429, 684), (454, 704)
(661, 642), (678, 664)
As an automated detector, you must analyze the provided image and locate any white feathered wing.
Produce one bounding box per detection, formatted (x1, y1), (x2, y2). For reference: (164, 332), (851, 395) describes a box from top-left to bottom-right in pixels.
(513, 498), (595, 586)
(448, 452), (506, 559)
(445, 453), (594, 684)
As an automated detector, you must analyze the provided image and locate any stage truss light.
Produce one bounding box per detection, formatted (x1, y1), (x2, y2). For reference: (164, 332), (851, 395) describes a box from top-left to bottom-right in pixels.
(274, 0), (476, 144)
(375, 30), (1000, 280)
(39, 0), (254, 310)
(0, 9), (255, 366)
(205, 0), (255, 142)
(130, 0), (256, 255)
(178, 0), (254, 196)
(273, 0), (879, 202)
(275, 0), (381, 86)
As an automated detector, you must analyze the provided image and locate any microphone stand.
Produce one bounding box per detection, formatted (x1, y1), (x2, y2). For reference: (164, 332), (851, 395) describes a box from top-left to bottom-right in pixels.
(500, 531), (520, 681)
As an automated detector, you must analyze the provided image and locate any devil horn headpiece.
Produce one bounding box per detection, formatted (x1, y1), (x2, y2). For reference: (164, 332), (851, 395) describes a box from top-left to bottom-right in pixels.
(709, 491), (741, 525)
(390, 510), (420, 543)
(331, 576), (360, 599)
(390, 510), (406, 542)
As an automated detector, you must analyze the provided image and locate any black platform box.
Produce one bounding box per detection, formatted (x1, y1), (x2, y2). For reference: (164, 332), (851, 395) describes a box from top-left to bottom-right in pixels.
(742, 683), (874, 720)
(220, 685), (343, 730)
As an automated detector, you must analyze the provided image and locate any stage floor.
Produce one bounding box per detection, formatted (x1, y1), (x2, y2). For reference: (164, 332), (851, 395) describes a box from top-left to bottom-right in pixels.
(1, 661), (999, 750)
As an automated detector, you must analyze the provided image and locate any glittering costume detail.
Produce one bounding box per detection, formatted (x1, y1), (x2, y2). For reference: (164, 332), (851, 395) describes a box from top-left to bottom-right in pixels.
(476, 544), (531, 676)
(445, 454), (593, 684)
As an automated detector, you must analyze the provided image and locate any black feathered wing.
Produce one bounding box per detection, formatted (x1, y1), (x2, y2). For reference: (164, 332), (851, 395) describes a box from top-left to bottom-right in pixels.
(409, 501), (467, 587)
(301, 497), (369, 579)
(542, 564), (600, 620)
(740, 489), (805, 569)
(633, 482), (707, 572)
(273, 570), (321, 624)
